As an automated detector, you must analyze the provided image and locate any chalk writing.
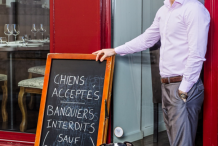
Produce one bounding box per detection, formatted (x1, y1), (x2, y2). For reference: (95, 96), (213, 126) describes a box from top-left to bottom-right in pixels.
(39, 59), (106, 146)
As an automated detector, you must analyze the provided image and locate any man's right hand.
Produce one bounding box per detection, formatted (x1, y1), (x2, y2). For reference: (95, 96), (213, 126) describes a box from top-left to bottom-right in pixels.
(92, 49), (116, 62)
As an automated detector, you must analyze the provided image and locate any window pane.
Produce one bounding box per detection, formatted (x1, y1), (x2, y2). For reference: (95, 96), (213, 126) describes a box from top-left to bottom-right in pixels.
(0, 0), (49, 134)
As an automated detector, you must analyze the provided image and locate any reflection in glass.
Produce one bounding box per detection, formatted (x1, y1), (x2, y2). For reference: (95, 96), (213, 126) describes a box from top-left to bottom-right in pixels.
(4, 24), (13, 42)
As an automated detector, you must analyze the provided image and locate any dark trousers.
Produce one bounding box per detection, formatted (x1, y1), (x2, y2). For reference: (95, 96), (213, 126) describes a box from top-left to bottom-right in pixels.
(161, 79), (204, 146)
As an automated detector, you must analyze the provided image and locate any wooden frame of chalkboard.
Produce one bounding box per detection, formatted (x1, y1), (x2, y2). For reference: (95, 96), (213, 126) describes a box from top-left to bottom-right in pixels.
(34, 54), (115, 146)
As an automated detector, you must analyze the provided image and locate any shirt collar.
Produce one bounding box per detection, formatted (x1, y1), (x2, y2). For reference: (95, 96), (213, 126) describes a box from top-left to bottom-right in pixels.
(164, 0), (184, 8)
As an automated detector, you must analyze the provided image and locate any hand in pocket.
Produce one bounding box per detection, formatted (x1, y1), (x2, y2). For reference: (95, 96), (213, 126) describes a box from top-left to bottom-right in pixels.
(178, 90), (188, 102)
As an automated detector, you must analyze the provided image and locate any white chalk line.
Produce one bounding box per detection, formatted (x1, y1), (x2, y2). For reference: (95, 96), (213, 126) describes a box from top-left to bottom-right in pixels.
(60, 101), (85, 104)
(90, 137), (95, 146)
(42, 131), (49, 146)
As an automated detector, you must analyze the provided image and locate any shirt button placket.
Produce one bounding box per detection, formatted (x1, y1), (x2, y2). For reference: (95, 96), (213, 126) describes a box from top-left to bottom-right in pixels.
(161, 8), (173, 73)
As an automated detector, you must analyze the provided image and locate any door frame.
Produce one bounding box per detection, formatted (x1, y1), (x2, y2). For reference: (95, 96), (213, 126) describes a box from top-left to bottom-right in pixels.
(203, 0), (218, 145)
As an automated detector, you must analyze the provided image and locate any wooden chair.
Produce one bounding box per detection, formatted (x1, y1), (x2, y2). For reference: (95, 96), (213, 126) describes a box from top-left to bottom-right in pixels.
(28, 65), (45, 78)
(18, 77), (44, 132)
(0, 74), (8, 125)
(27, 65), (45, 109)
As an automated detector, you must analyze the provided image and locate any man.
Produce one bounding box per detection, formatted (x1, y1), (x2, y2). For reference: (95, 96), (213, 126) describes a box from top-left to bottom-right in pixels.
(93, 0), (210, 145)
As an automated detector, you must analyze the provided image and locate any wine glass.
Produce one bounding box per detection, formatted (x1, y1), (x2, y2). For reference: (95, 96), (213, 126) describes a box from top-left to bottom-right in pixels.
(31, 24), (38, 39)
(0, 37), (7, 44)
(38, 24), (46, 40)
(18, 36), (25, 42)
(18, 36), (27, 46)
(42, 1), (48, 8)
(12, 24), (20, 42)
(24, 34), (29, 40)
(46, 34), (50, 40)
(4, 24), (13, 42)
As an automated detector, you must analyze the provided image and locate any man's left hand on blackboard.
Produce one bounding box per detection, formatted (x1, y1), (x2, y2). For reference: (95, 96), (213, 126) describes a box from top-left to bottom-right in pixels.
(92, 49), (116, 62)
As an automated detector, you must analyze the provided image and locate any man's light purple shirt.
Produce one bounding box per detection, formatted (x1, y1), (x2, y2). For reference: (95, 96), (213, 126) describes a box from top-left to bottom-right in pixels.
(114, 0), (210, 92)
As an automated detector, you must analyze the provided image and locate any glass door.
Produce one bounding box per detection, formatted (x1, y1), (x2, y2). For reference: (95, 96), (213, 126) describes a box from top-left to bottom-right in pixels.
(112, 0), (204, 146)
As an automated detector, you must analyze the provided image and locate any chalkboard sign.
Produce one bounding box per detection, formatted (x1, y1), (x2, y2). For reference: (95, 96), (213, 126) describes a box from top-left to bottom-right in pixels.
(35, 54), (115, 146)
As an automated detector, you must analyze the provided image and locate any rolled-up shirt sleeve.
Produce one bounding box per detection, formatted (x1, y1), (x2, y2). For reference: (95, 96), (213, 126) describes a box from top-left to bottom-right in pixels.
(115, 9), (161, 56)
(179, 4), (210, 92)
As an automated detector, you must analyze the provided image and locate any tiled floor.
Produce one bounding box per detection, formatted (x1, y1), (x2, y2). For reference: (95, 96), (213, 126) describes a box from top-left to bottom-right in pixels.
(132, 131), (170, 146)
(132, 130), (203, 146)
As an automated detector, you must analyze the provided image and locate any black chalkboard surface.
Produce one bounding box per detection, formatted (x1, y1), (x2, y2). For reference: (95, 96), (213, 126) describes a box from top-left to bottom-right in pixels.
(35, 54), (115, 146)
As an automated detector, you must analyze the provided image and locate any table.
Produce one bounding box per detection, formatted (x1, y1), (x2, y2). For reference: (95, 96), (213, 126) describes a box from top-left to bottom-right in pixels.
(0, 44), (49, 130)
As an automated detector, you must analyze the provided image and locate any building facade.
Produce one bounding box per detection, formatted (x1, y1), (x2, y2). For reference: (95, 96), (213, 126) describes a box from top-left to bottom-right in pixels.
(0, 0), (216, 145)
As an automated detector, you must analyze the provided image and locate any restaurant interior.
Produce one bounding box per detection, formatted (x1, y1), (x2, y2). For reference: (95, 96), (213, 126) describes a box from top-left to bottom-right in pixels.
(0, 0), (49, 133)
